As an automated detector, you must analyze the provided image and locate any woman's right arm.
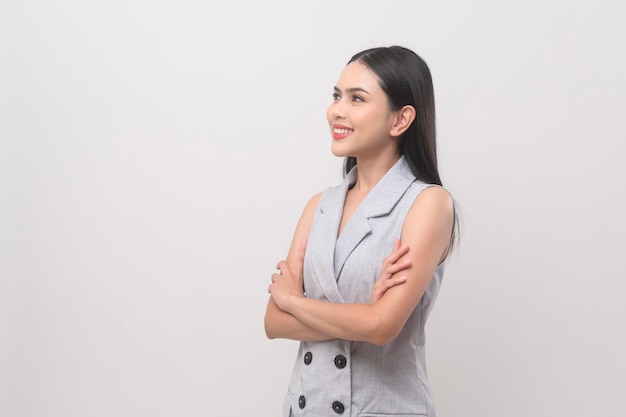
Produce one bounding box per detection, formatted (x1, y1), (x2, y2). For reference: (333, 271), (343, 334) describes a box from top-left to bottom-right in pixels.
(265, 297), (333, 341)
(264, 193), (332, 341)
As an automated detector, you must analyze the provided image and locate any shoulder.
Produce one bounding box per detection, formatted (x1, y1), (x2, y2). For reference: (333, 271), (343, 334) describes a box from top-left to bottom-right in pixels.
(401, 185), (455, 261)
(302, 191), (323, 216)
(286, 191), (323, 265)
(407, 185), (454, 224)
(411, 185), (454, 213)
(294, 191), (323, 232)
(403, 186), (454, 240)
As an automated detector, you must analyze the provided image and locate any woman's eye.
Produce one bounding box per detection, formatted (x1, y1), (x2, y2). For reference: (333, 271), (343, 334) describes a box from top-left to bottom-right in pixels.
(332, 93), (340, 100)
(352, 95), (364, 102)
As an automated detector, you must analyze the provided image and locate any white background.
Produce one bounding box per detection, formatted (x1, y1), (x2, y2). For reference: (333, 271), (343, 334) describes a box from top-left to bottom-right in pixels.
(1, 1), (625, 416)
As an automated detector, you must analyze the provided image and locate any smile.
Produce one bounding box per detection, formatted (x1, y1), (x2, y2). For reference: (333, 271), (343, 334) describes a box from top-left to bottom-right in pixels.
(332, 125), (353, 140)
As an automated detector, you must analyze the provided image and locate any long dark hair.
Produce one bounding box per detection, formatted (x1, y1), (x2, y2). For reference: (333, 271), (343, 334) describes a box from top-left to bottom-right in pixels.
(343, 46), (439, 185)
(343, 46), (459, 255)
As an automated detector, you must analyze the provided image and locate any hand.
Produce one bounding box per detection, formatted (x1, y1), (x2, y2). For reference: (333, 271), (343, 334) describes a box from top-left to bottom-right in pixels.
(268, 240), (307, 312)
(369, 239), (411, 304)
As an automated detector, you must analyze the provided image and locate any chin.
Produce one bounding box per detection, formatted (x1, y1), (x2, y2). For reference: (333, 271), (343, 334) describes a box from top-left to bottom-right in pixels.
(331, 143), (351, 158)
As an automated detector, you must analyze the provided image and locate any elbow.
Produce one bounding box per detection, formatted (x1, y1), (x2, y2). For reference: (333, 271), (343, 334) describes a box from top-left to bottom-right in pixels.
(370, 337), (390, 347)
(264, 301), (283, 340)
(366, 312), (402, 347)
(264, 315), (277, 339)
(369, 331), (397, 347)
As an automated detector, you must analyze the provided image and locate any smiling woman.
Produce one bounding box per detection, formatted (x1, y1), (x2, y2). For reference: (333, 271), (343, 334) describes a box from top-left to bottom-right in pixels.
(265, 46), (458, 417)
(328, 61), (414, 166)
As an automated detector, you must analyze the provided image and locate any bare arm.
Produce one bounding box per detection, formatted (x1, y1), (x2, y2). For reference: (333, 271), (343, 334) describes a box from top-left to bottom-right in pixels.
(269, 186), (454, 346)
(264, 193), (332, 341)
(264, 194), (411, 342)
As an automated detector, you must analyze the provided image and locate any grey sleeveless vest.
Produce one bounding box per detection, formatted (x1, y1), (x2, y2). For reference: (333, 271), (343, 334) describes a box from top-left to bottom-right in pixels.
(283, 156), (445, 417)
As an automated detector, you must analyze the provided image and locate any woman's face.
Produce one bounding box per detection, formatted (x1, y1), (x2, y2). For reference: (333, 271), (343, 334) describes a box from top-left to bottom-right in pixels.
(327, 61), (397, 160)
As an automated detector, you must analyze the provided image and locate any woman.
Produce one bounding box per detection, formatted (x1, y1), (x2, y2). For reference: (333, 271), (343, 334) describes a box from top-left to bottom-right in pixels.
(265, 46), (456, 417)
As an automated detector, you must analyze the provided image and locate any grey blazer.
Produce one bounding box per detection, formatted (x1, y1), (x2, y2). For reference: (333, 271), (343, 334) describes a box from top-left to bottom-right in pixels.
(283, 156), (445, 417)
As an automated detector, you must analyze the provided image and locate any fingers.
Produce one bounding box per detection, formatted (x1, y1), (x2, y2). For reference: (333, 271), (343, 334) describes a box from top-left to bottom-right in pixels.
(372, 272), (408, 293)
(276, 260), (289, 274)
(387, 258), (412, 275)
(369, 274), (407, 303)
(384, 241), (409, 266)
(393, 242), (410, 260)
(380, 249), (411, 280)
(378, 275), (407, 292)
(274, 240), (307, 280)
(269, 243), (307, 297)
(369, 240), (411, 303)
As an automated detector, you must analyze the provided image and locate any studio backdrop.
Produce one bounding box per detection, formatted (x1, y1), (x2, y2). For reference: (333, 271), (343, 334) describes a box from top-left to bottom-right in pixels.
(1, 1), (625, 416)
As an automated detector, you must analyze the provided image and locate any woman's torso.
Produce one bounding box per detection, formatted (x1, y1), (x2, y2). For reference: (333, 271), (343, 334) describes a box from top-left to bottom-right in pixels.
(283, 156), (445, 417)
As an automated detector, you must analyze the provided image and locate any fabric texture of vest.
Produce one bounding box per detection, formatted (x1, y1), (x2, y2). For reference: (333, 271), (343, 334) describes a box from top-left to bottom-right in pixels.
(283, 156), (446, 417)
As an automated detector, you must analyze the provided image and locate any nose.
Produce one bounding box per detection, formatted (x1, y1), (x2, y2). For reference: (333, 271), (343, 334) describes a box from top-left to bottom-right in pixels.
(327, 98), (346, 121)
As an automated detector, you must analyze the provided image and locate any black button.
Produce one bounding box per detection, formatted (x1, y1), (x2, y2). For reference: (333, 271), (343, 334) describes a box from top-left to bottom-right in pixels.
(334, 354), (347, 369)
(332, 400), (345, 414)
(304, 351), (312, 365)
(298, 395), (306, 409)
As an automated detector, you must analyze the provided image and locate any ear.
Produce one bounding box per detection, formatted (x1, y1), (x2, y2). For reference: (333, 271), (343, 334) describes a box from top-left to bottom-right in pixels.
(389, 105), (416, 138)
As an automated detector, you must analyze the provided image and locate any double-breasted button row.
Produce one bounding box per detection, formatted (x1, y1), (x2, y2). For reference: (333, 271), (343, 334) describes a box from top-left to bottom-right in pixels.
(303, 352), (346, 368)
(296, 395), (344, 414)
(332, 355), (347, 413)
(298, 352), (346, 413)
(331, 354), (346, 413)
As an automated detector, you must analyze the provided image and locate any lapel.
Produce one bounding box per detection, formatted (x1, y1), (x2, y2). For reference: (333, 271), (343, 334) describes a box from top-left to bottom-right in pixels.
(309, 156), (416, 301)
(309, 174), (353, 303)
(334, 156), (416, 280)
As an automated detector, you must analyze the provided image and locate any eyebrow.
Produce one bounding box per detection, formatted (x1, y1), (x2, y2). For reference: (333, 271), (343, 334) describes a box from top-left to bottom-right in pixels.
(333, 86), (370, 94)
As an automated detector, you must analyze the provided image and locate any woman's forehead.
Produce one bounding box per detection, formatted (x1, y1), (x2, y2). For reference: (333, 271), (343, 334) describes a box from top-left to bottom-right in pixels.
(335, 61), (381, 91)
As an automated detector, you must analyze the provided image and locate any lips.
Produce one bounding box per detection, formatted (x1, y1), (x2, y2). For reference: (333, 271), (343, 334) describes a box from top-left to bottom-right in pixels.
(332, 124), (353, 140)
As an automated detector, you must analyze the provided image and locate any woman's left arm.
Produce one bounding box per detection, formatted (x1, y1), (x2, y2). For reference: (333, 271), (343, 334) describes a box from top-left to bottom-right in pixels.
(268, 186), (454, 346)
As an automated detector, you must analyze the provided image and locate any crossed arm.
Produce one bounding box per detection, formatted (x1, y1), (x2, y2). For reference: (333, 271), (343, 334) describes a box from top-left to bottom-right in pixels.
(264, 186), (454, 346)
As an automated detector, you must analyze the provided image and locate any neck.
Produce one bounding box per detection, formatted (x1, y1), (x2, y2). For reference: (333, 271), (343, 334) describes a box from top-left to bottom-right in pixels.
(352, 152), (400, 193)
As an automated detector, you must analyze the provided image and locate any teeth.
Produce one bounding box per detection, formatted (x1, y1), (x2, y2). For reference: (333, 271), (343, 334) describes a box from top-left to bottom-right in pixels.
(333, 128), (352, 134)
